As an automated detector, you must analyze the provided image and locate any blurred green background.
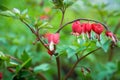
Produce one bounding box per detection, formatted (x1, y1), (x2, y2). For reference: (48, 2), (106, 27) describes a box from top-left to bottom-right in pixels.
(0, 0), (120, 80)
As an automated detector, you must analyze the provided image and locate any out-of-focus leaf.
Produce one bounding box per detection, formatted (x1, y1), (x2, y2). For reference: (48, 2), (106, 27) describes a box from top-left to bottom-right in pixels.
(16, 58), (32, 73)
(21, 9), (28, 15)
(0, 10), (15, 17)
(0, 51), (10, 61)
(21, 51), (31, 68)
(34, 63), (50, 73)
(117, 61), (120, 71)
(9, 61), (19, 66)
(52, 0), (64, 9)
(101, 40), (111, 52)
(63, 0), (74, 8)
(66, 46), (77, 58)
(21, 50), (29, 62)
(0, 5), (9, 11)
(116, 41), (120, 47)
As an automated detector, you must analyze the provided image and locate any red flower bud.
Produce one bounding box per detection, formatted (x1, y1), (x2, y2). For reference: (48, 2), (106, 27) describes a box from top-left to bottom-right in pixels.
(92, 23), (104, 35)
(105, 31), (117, 43)
(0, 72), (2, 79)
(47, 50), (53, 56)
(72, 21), (82, 36)
(40, 15), (49, 20)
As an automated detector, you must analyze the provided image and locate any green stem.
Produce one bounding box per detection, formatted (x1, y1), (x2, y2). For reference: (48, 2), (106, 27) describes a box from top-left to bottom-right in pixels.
(56, 57), (61, 80)
(59, 10), (65, 28)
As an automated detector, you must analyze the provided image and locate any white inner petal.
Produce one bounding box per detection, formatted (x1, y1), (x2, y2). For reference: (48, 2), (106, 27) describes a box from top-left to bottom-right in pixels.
(82, 33), (85, 40)
(112, 36), (116, 43)
(77, 38), (80, 44)
(49, 41), (54, 51)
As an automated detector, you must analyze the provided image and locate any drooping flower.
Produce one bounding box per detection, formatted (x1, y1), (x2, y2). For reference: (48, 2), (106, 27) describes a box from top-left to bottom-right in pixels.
(81, 22), (92, 39)
(44, 33), (59, 51)
(91, 23), (104, 41)
(105, 31), (117, 43)
(92, 23), (104, 35)
(71, 21), (82, 36)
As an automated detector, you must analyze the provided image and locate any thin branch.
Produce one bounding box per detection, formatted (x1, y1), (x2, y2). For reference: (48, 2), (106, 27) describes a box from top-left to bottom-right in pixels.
(59, 10), (65, 28)
(56, 18), (109, 33)
(20, 19), (35, 34)
(20, 19), (49, 50)
(64, 48), (101, 80)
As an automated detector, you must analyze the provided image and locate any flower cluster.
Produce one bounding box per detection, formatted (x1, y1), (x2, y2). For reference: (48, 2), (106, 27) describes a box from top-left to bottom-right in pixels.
(44, 33), (60, 56)
(71, 21), (104, 40)
(71, 21), (117, 43)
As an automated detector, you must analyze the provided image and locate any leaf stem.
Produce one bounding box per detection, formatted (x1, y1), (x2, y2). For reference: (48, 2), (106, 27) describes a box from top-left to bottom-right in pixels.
(64, 48), (101, 80)
(20, 19), (49, 50)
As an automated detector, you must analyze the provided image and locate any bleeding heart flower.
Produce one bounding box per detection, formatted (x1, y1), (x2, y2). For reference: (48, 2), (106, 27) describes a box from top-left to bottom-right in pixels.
(44, 33), (59, 51)
(92, 23), (104, 35)
(0, 72), (2, 79)
(105, 31), (117, 43)
(71, 21), (82, 36)
(81, 22), (92, 39)
(91, 23), (104, 41)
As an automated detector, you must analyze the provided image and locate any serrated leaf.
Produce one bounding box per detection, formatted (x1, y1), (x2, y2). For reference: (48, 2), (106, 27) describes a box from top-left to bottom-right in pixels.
(21, 50), (30, 62)
(34, 63), (50, 73)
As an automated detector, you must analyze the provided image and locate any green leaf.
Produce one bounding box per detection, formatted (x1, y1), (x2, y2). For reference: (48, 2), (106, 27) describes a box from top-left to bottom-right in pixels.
(117, 61), (120, 71)
(34, 63), (50, 73)
(16, 58), (32, 73)
(0, 51), (10, 61)
(116, 41), (120, 47)
(0, 10), (15, 17)
(21, 50), (30, 62)
(66, 46), (77, 58)
(20, 51), (32, 68)
(101, 40), (111, 52)
(63, 0), (74, 8)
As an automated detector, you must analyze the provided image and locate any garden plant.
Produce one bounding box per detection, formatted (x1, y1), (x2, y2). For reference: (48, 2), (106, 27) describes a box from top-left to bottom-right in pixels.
(0, 0), (120, 80)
